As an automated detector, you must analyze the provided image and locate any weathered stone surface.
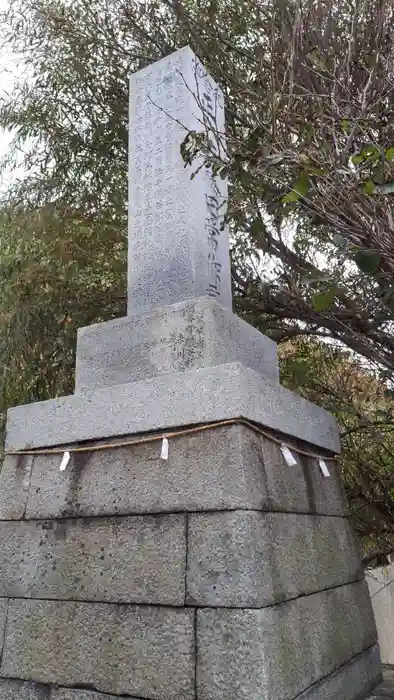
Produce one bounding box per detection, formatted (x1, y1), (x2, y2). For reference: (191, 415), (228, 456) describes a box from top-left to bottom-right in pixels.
(0, 454), (33, 519)
(0, 514), (185, 605)
(128, 47), (231, 315)
(24, 424), (255, 518)
(187, 511), (362, 607)
(75, 297), (278, 393)
(51, 690), (143, 700)
(6, 362), (340, 453)
(247, 429), (348, 516)
(22, 425), (345, 520)
(197, 580), (377, 700)
(296, 645), (381, 700)
(367, 563), (394, 665)
(1, 599), (195, 700)
(0, 679), (49, 699)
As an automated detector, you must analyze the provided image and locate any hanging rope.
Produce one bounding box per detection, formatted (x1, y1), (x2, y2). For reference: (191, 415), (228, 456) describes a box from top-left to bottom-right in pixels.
(4, 417), (339, 462)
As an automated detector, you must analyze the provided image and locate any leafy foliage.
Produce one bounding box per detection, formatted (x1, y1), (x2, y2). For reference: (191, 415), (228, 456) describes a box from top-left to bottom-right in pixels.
(280, 339), (394, 562)
(0, 205), (126, 447)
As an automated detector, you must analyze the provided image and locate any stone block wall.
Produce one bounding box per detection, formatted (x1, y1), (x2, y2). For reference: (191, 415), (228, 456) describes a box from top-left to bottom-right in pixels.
(0, 423), (381, 699)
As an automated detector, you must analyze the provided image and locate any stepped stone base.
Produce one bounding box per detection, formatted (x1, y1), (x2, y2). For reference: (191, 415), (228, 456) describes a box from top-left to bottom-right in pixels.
(0, 422), (381, 699)
(75, 296), (279, 392)
(6, 362), (339, 452)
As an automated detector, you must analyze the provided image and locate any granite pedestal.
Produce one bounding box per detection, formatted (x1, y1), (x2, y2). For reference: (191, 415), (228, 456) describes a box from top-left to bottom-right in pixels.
(0, 420), (382, 699)
(75, 297), (279, 393)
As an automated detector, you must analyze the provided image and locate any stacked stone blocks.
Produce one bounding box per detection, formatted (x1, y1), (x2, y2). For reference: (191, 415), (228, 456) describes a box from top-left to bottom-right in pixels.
(0, 423), (381, 699)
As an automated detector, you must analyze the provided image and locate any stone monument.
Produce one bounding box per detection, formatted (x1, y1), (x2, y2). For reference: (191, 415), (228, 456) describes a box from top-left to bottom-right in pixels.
(0, 47), (382, 700)
(75, 46), (278, 394)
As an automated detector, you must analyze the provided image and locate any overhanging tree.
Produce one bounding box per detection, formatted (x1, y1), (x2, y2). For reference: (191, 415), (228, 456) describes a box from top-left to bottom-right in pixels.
(280, 338), (394, 562)
(1, 0), (394, 372)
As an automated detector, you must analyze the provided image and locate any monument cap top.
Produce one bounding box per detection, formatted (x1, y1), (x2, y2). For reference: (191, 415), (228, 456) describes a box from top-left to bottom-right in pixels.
(128, 45), (197, 78)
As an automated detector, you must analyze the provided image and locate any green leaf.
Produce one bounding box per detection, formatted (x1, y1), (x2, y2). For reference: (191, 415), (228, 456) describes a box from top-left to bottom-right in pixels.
(250, 218), (263, 236)
(312, 287), (337, 312)
(362, 180), (376, 195)
(354, 251), (381, 274)
(238, 170), (254, 187)
(341, 119), (351, 134)
(282, 172), (309, 203)
(282, 189), (300, 203)
(362, 146), (380, 161)
(352, 147), (380, 166)
(385, 147), (394, 161)
(294, 173), (309, 196)
(308, 49), (327, 72)
(351, 153), (363, 165)
(306, 166), (324, 176)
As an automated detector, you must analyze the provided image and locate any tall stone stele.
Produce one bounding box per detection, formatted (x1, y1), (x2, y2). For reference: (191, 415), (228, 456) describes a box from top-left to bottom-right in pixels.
(0, 47), (381, 700)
